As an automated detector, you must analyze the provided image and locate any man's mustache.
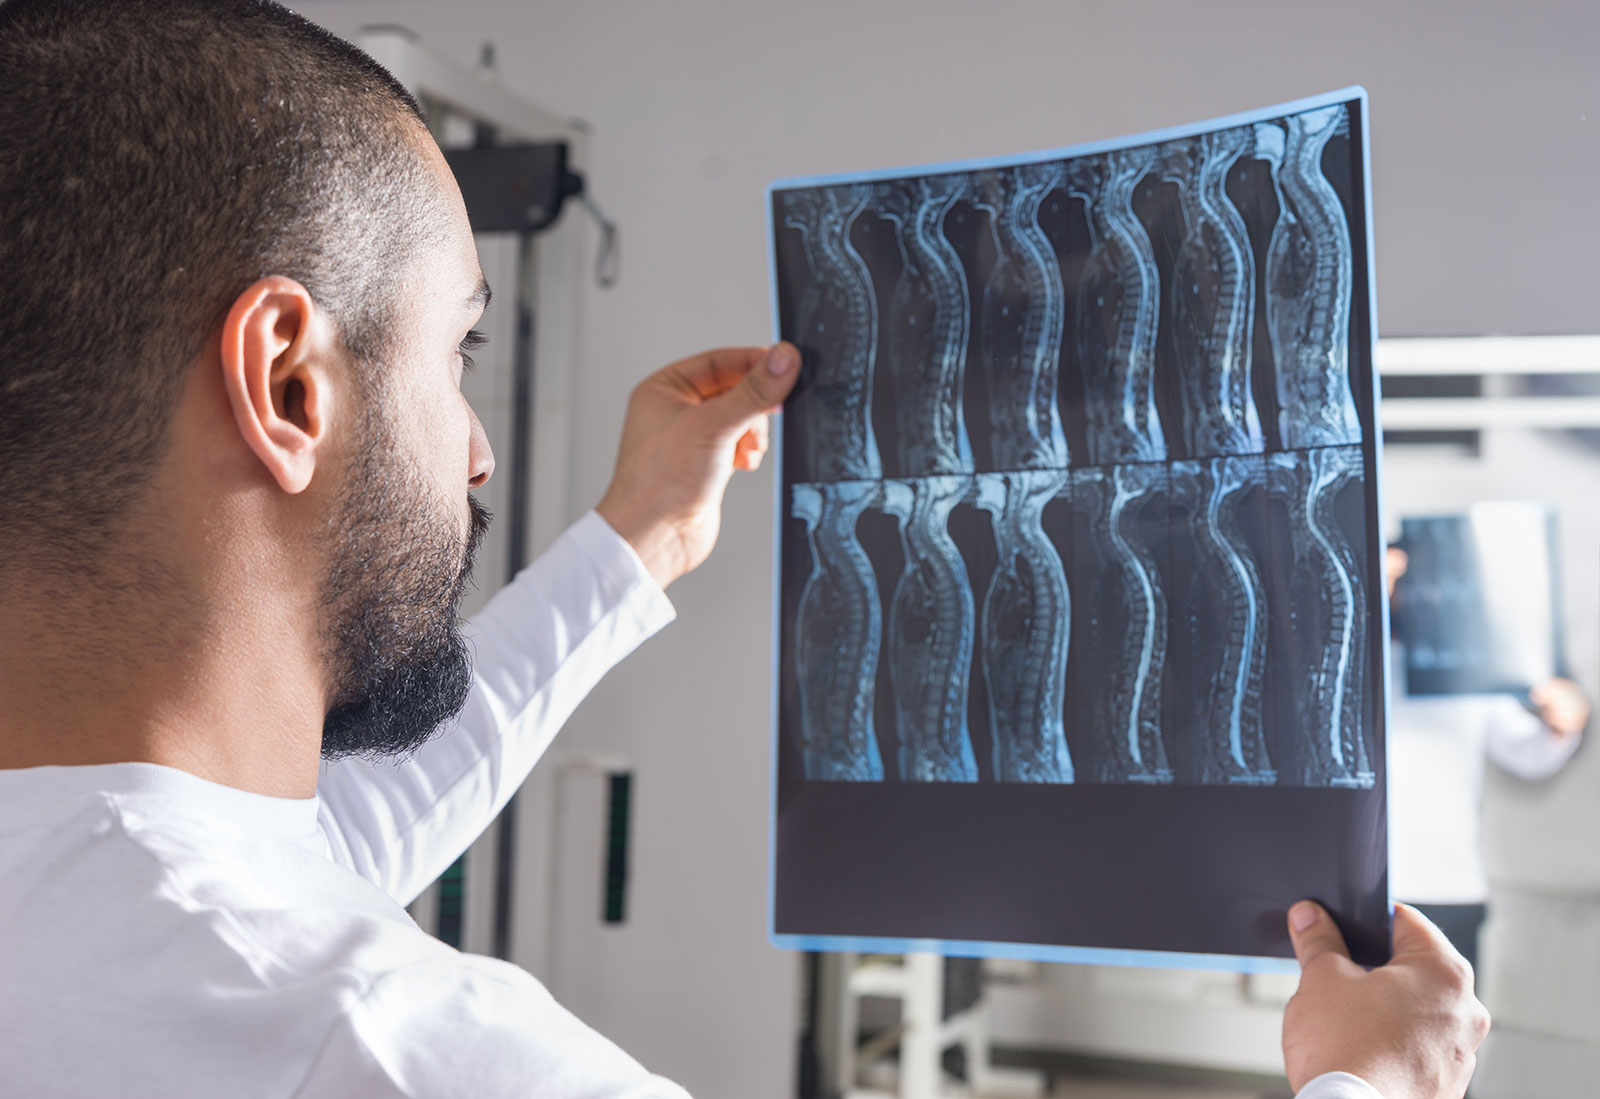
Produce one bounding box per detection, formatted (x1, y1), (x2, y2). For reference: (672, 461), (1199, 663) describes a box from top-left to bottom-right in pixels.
(456, 495), (493, 593)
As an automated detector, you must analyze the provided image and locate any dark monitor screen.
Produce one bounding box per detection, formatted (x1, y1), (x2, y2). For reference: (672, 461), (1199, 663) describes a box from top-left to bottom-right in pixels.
(768, 88), (1389, 970)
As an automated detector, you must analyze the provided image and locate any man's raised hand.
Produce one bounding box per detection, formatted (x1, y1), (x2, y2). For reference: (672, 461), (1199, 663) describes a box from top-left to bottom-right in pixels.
(1282, 901), (1490, 1099)
(596, 343), (800, 589)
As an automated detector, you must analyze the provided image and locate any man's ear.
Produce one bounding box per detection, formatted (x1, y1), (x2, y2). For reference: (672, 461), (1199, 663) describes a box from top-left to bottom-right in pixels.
(219, 276), (341, 495)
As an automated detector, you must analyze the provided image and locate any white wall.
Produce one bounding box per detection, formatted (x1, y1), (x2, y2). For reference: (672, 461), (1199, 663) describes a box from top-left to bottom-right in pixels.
(295, 2), (1600, 1094)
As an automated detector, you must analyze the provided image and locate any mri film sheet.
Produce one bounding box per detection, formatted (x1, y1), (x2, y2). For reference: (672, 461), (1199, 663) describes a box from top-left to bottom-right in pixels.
(771, 90), (1387, 969)
(1396, 504), (1562, 696)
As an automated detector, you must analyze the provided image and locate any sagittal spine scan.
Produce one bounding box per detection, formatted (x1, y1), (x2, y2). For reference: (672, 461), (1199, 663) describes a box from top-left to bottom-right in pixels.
(975, 162), (1070, 471)
(791, 482), (885, 781)
(1260, 109), (1362, 449)
(1070, 150), (1168, 466)
(781, 186), (882, 482)
(777, 99), (1376, 789)
(976, 470), (1074, 783)
(881, 175), (976, 478)
(1163, 131), (1265, 458)
(1073, 465), (1173, 784)
(1174, 458), (1275, 785)
(882, 477), (980, 781)
(1272, 447), (1373, 787)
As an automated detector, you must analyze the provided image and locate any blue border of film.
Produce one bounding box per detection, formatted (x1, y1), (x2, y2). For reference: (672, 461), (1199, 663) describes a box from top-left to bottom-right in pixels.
(764, 85), (1387, 975)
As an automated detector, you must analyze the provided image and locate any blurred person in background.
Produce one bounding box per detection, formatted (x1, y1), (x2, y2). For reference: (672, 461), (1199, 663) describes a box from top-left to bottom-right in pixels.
(1386, 546), (1590, 968)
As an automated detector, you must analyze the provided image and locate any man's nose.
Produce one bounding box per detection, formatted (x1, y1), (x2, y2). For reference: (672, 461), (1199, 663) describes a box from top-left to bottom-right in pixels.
(468, 410), (495, 488)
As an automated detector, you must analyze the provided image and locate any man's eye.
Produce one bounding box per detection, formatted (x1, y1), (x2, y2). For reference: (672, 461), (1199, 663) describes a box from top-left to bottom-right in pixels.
(459, 328), (488, 374)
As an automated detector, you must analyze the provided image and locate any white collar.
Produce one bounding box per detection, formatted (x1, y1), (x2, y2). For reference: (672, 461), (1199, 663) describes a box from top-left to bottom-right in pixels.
(0, 760), (322, 841)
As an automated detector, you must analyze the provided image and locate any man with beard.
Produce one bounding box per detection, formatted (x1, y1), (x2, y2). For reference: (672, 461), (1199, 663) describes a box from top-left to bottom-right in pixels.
(0, 2), (1488, 1098)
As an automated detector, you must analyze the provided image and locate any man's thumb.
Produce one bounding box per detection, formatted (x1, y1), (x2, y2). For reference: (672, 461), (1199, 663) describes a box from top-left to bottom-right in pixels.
(1288, 901), (1352, 970)
(703, 343), (800, 435)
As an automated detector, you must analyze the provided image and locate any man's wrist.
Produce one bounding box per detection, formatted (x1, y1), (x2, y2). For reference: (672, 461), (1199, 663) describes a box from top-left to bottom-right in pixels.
(594, 497), (683, 591)
(1297, 1071), (1385, 1099)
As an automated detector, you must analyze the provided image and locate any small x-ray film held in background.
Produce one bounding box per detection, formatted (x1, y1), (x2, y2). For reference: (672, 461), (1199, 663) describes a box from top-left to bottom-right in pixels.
(1397, 503), (1563, 697)
(767, 88), (1390, 971)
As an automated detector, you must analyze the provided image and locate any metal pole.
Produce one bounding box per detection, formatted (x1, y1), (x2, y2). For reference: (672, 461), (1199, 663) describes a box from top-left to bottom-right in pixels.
(492, 228), (539, 961)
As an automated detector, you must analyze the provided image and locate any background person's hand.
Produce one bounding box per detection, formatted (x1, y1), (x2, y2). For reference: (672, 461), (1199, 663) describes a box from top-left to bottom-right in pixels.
(1530, 677), (1590, 741)
(1384, 545), (1408, 600)
(596, 343), (800, 589)
(1282, 901), (1490, 1099)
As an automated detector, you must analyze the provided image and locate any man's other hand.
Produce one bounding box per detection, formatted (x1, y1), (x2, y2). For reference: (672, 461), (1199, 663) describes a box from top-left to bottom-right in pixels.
(596, 343), (800, 589)
(1282, 901), (1489, 1099)
(1530, 677), (1590, 741)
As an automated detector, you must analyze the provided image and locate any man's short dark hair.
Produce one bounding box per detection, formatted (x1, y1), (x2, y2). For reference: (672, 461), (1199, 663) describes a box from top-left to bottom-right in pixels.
(0, 0), (437, 568)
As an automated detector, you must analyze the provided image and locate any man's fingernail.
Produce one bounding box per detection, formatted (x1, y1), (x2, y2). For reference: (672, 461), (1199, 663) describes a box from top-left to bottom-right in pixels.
(1290, 902), (1320, 933)
(768, 344), (798, 375)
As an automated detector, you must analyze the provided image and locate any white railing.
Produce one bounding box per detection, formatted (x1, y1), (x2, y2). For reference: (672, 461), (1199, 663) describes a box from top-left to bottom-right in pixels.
(1377, 335), (1600, 431)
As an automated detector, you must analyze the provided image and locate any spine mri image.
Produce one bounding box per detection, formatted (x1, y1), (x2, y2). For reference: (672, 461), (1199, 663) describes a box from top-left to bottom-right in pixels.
(775, 100), (1376, 790)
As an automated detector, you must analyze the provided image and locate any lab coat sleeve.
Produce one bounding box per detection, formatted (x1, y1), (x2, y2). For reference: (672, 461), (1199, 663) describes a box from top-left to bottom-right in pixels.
(1295, 1072), (1384, 1099)
(1482, 695), (1582, 782)
(292, 955), (693, 1099)
(313, 511), (677, 906)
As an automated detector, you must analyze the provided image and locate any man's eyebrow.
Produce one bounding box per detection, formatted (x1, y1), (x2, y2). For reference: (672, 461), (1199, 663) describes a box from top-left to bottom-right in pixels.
(467, 275), (492, 311)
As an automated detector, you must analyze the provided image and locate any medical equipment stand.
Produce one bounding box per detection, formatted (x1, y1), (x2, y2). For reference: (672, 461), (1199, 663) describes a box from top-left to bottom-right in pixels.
(816, 952), (1044, 1098)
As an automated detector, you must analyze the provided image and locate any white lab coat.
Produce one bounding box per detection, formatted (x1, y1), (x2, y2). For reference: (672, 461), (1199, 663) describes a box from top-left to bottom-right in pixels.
(0, 513), (1379, 1098)
(1389, 649), (1581, 904)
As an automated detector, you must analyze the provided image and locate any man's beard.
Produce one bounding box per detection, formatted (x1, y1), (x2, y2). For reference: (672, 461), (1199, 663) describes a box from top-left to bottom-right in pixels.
(318, 426), (492, 762)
